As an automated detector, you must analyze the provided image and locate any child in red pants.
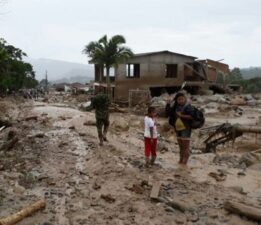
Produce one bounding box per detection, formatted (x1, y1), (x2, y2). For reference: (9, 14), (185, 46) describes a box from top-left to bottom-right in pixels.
(144, 106), (158, 167)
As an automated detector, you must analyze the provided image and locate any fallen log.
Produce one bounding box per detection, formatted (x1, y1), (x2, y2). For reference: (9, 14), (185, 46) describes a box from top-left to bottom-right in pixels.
(0, 199), (46, 225)
(224, 201), (261, 222)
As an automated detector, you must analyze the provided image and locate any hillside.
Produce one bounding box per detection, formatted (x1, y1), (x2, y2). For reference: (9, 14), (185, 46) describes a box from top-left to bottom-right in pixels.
(26, 58), (94, 83)
(241, 67), (261, 79)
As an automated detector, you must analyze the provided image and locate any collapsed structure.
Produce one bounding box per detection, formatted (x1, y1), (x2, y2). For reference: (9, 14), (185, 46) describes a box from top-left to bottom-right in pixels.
(94, 51), (229, 101)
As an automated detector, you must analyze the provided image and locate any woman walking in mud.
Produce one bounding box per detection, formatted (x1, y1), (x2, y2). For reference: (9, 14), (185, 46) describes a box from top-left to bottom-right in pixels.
(166, 92), (193, 165)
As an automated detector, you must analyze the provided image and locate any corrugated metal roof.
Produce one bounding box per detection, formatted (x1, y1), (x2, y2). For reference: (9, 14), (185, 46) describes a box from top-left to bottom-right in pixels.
(133, 50), (197, 59)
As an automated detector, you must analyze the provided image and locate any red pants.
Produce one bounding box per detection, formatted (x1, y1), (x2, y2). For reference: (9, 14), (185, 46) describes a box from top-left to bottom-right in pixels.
(144, 137), (157, 158)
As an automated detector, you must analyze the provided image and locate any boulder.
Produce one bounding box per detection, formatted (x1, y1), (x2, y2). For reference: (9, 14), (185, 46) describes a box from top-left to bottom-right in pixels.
(244, 94), (254, 101)
(247, 99), (256, 106)
(230, 96), (246, 106)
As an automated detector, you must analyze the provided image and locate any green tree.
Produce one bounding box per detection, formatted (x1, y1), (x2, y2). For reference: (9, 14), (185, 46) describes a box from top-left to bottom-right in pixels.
(226, 67), (243, 83)
(82, 34), (133, 97)
(0, 38), (37, 93)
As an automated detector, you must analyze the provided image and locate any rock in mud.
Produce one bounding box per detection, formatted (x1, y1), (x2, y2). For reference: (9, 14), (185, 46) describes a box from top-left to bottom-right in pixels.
(175, 214), (187, 224)
(186, 211), (199, 222)
(100, 194), (115, 203)
(165, 206), (175, 213)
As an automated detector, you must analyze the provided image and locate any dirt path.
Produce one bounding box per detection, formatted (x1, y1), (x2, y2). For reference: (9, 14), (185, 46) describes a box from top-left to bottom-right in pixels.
(0, 101), (261, 225)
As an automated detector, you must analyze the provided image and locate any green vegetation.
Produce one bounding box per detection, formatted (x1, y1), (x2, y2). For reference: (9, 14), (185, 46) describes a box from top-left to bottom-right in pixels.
(227, 67), (243, 82)
(82, 34), (133, 96)
(0, 38), (38, 94)
(235, 77), (261, 93)
(226, 67), (261, 93)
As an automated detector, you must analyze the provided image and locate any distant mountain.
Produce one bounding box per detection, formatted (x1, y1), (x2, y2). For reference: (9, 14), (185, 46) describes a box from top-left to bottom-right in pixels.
(26, 58), (94, 83)
(241, 67), (261, 79)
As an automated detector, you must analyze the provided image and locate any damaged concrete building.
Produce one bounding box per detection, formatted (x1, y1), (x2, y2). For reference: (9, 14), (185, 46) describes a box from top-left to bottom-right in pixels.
(94, 51), (229, 102)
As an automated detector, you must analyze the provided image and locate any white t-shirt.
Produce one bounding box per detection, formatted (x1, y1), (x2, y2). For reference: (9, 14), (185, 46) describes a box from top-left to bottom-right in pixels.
(144, 116), (158, 138)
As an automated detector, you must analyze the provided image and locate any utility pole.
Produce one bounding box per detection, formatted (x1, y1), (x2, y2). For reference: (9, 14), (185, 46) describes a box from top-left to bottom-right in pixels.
(45, 70), (48, 94)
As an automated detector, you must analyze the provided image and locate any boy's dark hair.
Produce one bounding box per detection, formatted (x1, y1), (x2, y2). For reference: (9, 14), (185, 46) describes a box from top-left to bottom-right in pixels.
(148, 106), (156, 114)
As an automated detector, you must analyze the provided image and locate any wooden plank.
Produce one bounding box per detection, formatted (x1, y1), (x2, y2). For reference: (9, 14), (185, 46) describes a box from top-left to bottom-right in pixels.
(224, 201), (261, 222)
(184, 63), (206, 80)
(150, 181), (161, 199)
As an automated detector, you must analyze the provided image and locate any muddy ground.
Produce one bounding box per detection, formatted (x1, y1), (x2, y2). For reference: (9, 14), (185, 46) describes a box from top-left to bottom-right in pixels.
(0, 93), (261, 225)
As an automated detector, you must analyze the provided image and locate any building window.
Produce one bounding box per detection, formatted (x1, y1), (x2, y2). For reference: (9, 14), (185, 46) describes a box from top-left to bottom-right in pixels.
(103, 67), (115, 77)
(126, 64), (140, 78)
(166, 64), (178, 78)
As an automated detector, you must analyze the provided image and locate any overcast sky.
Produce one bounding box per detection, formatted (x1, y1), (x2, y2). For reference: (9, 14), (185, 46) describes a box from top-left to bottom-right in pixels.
(1, 0), (261, 68)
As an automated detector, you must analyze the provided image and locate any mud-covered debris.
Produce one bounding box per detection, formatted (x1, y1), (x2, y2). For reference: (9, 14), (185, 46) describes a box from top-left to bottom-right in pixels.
(212, 154), (240, 168)
(157, 142), (169, 153)
(127, 184), (144, 194)
(166, 197), (195, 213)
(175, 214), (187, 224)
(186, 211), (199, 222)
(141, 180), (149, 187)
(239, 151), (261, 167)
(0, 118), (12, 128)
(100, 194), (115, 203)
(224, 201), (261, 222)
(79, 132), (86, 137)
(0, 136), (19, 151)
(92, 181), (101, 190)
(208, 172), (227, 182)
(25, 116), (38, 121)
(34, 132), (45, 138)
(83, 121), (96, 126)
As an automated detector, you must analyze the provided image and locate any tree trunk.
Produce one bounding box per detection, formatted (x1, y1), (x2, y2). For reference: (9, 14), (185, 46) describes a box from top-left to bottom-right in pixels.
(106, 66), (112, 99)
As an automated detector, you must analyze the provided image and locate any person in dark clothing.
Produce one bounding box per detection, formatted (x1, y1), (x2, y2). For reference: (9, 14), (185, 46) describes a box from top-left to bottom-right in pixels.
(166, 92), (193, 165)
(88, 92), (110, 146)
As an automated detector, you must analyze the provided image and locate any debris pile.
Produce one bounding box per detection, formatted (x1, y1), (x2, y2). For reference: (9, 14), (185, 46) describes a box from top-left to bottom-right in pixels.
(0, 91), (260, 225)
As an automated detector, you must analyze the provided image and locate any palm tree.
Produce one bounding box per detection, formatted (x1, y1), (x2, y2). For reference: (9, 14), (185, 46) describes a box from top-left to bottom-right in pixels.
(83, 35), (133, 97)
